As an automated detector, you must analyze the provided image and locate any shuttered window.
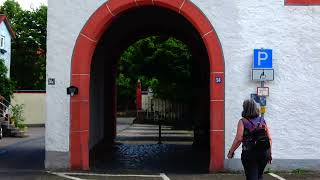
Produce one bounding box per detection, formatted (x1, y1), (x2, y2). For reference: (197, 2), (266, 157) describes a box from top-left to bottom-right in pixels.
(0, 36), (4, 49)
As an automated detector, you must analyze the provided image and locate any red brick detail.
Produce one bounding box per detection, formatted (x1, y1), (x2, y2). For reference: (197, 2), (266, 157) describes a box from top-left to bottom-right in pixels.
(154, 0), (184, 12)
(180, 1), (213, 37)
(210, 101), (224, 131)
(210, 73), (224, 101)
(70, 100), (89, 132)
(70, 131), (89, 170)
(71, 0), (225, 172)
(285, 0), (320, 5)
(210, 130), (224, 172)
(136, 0), (154, 6)
(0, 15), (16, 38)
(81, 4), (114, 41)
(204, 32), (224, 73)
(71, 35), (96, 74)
(71, 75), (90, 101)
(107, 0), (136, 15)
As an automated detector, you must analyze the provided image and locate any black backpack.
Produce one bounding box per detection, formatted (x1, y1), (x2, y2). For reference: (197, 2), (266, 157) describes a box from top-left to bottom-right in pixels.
(242, 118), (270, 151)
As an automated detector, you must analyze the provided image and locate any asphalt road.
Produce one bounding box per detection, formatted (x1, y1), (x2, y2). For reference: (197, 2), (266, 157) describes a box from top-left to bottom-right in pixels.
(0, 127), (45, 179)
(0, 125), (318, 180)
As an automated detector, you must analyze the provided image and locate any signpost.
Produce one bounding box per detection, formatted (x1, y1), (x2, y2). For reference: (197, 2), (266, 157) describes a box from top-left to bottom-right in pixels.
(257, 87), (269, 96)
(253, 49), (272, 69)
(252, 49), (274, 117)
(252, 69), (274, 81)
(250, 94), (266, 106)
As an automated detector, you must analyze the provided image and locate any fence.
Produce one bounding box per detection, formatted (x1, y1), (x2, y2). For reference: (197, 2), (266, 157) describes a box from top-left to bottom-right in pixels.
(137, 93), (188, 124)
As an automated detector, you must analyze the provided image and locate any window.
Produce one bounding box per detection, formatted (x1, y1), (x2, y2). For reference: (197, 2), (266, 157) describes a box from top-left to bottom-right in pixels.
(285, 0), (320, 5)
(0, 36), (4, 49)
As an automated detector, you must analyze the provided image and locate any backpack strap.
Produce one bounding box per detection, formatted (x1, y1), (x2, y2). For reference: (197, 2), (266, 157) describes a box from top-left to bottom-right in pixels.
(242, 118), (254, 126)
(260, 117), (266, 124)
(247, 118), (255, 126)
(241, 118), (256, 132)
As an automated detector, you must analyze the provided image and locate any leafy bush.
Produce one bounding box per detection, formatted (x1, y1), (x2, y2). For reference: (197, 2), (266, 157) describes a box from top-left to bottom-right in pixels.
(292, 168), (307, 175)
(0, 59), (15, 101)
(10, 104), (27, 131)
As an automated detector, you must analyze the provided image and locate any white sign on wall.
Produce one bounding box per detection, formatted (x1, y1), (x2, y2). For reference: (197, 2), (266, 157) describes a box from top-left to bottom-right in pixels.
(257, 87), (269, 96)
(251, 69), (274, 81)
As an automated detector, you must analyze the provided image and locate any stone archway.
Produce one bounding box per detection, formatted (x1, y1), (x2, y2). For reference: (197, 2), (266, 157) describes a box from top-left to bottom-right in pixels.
(70, 0), (225, 172)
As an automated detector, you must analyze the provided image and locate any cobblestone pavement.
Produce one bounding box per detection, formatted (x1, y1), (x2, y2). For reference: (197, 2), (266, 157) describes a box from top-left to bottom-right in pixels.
(91, 124), (208, 173)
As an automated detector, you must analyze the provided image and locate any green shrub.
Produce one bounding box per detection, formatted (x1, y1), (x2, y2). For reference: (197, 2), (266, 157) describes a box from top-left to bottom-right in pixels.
(10, 104), (27, 131)
(265, 167), (273, 174)
(0, 59), (15, 101)
(292, 168), (307, 175)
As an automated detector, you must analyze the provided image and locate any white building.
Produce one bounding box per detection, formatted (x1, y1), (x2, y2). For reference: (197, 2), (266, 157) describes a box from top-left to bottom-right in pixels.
(46, 0), (320, 171)
(0, 15), (14, 77)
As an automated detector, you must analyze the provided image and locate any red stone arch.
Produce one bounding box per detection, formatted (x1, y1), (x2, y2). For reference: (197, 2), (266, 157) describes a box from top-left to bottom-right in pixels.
(285, 0), (320, 5)
(70, 0), (225, 172)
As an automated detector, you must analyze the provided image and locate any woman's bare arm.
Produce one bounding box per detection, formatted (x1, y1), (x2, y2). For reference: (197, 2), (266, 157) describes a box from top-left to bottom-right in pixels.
(265, 123), (272, 163)
(265, 124), (272, 148)
(227, 119), (244, 158)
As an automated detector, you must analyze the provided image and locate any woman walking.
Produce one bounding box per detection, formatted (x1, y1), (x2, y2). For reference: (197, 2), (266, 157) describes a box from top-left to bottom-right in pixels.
(227, 99), (272, 180)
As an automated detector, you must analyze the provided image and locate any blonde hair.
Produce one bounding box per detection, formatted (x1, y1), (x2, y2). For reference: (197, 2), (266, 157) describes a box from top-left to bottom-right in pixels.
(241, 99), (260, 119)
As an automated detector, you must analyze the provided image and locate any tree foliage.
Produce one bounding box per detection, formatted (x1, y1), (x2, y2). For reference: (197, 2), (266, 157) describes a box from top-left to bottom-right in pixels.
(117, 36), (194, 109)
(0, 59), (15, 101)
(0, 0), (47, 90)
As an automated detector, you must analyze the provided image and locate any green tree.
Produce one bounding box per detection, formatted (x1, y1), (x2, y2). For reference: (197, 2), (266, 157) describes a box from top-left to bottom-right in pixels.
(0, 59), (15, 101)
(0, 0), (22, 22)
(0, 0), (47, 90)
(117, 36), (194, 109)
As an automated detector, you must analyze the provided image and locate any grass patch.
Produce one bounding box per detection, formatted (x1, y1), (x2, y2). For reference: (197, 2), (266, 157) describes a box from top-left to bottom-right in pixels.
(265, 167), (273, 174)
(292, 168), (307, 175)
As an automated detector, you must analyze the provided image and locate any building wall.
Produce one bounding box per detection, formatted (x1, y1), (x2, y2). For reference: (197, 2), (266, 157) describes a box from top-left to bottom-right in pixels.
(12, 92), (46, 125)
(46, 0), (107, 154)
(46, 0), (320, 170)
(0, 22), (11, 77)
(202, 0), (320, 166)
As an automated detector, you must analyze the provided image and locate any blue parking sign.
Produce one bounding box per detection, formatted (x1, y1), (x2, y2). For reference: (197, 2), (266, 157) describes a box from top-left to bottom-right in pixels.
(253, 49), (272, 69)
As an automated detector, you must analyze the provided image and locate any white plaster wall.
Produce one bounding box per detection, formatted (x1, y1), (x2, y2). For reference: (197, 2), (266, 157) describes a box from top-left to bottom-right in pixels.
(47, 0), (320, 162)
(191, 0), (320, 160)
(0, 22), (11, 77)
(46, 0), (106, 152)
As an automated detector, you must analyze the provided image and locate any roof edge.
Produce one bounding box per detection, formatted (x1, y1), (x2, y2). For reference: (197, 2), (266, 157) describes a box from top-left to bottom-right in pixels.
(0, 15), (16, 39)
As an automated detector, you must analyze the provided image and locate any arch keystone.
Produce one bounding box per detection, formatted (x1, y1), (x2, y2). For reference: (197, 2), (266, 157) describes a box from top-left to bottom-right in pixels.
(154, 0), (185, 12)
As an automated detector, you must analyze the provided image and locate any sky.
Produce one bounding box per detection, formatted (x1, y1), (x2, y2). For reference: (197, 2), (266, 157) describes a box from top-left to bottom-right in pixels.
(0, 0), (47, 10)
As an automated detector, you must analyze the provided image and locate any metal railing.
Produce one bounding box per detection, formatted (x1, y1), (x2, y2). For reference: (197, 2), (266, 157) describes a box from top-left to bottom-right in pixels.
(137, 96), (187, 123)
(0, 101), (10, 127)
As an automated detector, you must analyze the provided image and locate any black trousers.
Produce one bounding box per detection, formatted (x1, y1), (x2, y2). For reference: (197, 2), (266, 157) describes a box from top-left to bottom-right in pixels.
(241, 150), (269, 180)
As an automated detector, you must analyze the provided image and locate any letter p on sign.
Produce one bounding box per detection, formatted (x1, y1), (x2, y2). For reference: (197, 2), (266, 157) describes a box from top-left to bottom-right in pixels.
(253, 49), (272, 69)
(258, 51), (268, 66)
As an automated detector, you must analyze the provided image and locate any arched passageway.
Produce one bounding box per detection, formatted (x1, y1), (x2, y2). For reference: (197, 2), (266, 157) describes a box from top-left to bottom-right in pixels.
(70, 0), (224, 172)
